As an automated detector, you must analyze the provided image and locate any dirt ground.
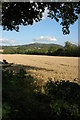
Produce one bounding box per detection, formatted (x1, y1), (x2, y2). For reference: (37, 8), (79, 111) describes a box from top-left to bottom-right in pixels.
(1, 54), (79, 84)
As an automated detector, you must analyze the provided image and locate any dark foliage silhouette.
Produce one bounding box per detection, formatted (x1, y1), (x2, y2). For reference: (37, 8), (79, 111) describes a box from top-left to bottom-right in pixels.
(2, 61), (80, 120)
(2, 2), (80, 34)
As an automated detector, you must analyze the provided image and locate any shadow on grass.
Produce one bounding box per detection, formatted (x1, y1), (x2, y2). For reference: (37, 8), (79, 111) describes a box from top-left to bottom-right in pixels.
(2, 60), (80, 120)
(2, 62), (53, 72)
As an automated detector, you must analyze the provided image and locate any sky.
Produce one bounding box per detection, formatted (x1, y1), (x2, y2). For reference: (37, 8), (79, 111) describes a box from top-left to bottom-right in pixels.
(0, 9), (78, 46)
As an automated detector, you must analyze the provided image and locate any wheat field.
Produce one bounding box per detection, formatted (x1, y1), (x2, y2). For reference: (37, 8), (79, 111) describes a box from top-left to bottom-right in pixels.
(1, 54), (79, 84)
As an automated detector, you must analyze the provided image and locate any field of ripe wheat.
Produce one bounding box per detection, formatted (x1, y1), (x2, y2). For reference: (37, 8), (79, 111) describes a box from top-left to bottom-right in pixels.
(1, 54), (79, 84)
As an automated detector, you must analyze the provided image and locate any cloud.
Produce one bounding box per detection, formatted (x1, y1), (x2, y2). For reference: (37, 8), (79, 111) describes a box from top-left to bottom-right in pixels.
(33, 36), (57, 42)
(0, 38), (16, 45)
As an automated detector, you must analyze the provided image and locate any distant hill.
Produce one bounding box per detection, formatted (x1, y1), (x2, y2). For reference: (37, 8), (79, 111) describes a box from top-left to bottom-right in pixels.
(1, 42), (79, 57)
(1, 43), (63, 49)
(1, 43), (63, 55)
(0, 42), (80, 57)
(25, 43), (63, 48)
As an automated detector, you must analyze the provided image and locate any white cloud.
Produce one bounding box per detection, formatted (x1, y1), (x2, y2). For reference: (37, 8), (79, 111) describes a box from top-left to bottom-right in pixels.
(0, 38), (16, 45)
(33, 36), (57, 42)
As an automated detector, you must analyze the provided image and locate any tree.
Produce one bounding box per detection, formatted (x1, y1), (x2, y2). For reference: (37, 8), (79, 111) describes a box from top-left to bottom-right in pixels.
(48, 46), (60, 55)
(64, 41), (79, 56)
(2, 2), (80, 34)
(65, 41), (72, 48)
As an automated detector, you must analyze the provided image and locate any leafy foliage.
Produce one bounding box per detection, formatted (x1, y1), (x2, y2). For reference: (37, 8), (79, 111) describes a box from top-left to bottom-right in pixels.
(3, 47), (17, 54)
(2, 2), (80, 34)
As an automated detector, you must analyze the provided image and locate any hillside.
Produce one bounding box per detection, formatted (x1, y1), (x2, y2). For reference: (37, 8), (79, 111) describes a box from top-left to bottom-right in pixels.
(23, 42), (63, 48)
(1, 42), (80, 57)
(1, 42), (62, 49)
(1, 43), (62, 54)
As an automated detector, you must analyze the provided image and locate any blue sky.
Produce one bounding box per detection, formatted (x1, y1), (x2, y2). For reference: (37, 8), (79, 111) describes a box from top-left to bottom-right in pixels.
(0, 14), (78, 46)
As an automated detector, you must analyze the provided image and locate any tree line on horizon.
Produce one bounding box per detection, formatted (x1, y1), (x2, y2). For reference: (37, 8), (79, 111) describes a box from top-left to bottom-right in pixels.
(2, 41), (80, 57)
